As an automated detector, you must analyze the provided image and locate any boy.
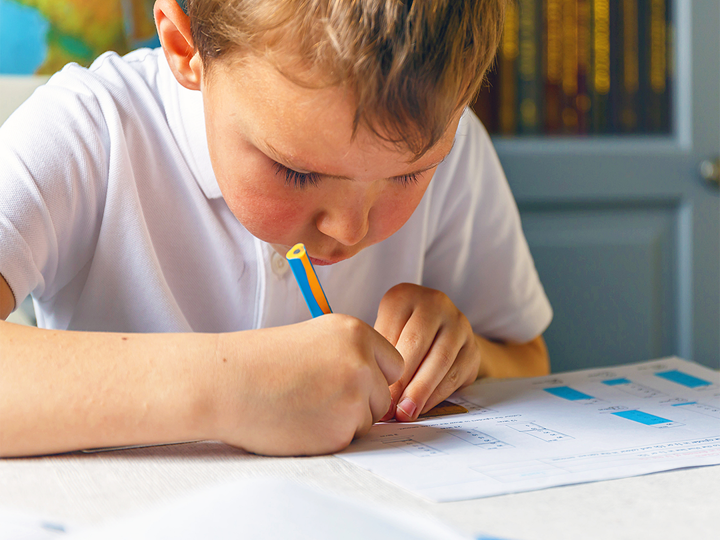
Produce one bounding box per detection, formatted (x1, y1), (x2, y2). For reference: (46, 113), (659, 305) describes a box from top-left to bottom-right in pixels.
(0, 0), (551, 457)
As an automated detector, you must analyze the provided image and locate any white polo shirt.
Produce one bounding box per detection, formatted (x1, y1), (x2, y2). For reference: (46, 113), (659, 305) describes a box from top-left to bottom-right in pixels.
(0, 48), (551, 342)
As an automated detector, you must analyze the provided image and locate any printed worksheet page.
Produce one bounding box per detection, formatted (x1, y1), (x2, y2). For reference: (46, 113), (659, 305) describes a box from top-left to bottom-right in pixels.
(338, 357), (720, 502)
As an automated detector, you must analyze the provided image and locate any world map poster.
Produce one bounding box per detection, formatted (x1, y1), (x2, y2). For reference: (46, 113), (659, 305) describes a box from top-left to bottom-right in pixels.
(0, 0), (159, 75)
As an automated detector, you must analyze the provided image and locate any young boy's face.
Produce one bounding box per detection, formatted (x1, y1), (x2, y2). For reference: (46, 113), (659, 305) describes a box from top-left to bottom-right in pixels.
(201, 55), (459, 265)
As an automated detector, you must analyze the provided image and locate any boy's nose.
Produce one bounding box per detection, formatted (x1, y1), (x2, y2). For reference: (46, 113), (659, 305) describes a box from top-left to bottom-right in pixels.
(315, 203), (370, 247)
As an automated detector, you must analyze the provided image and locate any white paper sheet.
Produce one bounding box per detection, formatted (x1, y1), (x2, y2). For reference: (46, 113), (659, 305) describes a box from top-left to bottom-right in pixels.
(62, 478), (481, 540)
(0, 507), (73, 539)
(338, 357), (720, 502)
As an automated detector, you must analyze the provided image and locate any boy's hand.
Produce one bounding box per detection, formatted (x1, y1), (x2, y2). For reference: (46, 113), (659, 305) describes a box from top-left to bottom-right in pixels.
(212, 314), (403, 456)
(374, 283), (481, 422)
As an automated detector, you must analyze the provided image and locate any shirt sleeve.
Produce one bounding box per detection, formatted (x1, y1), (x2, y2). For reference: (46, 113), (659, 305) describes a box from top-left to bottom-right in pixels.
(421, 109), (552, 343)
(0, 65), (110, 309)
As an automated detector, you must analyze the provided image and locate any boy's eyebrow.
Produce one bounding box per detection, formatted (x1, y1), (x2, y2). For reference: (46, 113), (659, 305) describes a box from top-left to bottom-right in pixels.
(262, 140), (454, 179)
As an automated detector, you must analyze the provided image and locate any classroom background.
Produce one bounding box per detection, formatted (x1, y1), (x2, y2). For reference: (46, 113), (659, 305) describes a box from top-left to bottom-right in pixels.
(1, 0), (718, 371)
(0, 0), (158, 75)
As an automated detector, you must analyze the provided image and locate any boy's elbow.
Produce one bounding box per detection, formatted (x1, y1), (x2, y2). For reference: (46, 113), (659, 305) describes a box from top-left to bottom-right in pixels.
(527, 334), (550, 376)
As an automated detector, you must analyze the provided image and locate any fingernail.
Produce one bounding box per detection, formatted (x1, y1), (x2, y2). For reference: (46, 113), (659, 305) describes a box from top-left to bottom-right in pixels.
(397, 397), (417, 419)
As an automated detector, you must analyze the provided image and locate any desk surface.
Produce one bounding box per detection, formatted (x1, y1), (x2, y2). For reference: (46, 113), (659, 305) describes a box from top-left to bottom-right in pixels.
(1, 440), (718, 540)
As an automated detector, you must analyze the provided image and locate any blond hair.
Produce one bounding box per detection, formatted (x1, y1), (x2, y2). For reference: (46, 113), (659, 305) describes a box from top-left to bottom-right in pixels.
(186, 0), (505, 157)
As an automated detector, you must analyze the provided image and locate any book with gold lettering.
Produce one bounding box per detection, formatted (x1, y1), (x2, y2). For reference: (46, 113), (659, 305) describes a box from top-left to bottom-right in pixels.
(497, 0), (520, 135)
(618, 0), (641, 133)
(517, 0), (543, 134)
(590, 0), (611, 133)
(644, 0), (671, 133)
(543, 0), (563, 134)
(576, 0), (593, 134)
(560, 0), (580, 134)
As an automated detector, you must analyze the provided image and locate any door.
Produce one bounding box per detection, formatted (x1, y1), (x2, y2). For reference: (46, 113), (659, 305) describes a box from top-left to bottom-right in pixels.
(494, 1), (719, 371)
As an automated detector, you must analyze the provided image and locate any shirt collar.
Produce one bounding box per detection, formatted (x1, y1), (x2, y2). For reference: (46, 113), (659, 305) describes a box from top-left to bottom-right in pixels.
(160, 52), (224, 199)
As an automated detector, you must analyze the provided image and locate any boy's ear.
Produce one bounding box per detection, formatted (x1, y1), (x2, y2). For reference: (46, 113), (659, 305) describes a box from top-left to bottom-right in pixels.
(154, 0), (203, 90)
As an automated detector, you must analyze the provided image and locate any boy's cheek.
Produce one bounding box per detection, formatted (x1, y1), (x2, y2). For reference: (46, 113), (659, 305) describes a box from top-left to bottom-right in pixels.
(373, 192), (426, 239)
(230, 198), (309, 242)
(213, 170), (308, 241)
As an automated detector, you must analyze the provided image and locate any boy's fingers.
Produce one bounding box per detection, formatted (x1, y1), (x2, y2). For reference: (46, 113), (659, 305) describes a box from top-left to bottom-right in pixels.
(374, 283), (429, 347)
(367, 343), (400, 424)
(379, 397), (396, 422)
(395, 329), (466, 422)
(388, 380), (405, 408)
(392, 307), (442, 388)
(370, 328), (404, 386)
(373, 297), (412, 348)
(368, 380), (393, 424)
(355, 400), (378, 439)
(421, 349), (478, 414)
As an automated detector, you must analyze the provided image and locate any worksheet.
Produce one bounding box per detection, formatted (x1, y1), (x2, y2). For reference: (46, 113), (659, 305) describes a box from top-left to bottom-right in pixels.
(338, 357), (720, 502)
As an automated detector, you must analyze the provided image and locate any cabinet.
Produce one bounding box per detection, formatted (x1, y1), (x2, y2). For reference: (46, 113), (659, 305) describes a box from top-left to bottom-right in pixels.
(476, 1), (719, 370)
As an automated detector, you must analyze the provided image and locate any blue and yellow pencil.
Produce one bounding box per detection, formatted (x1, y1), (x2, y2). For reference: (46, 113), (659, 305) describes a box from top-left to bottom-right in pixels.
(286, 243), (333, 318)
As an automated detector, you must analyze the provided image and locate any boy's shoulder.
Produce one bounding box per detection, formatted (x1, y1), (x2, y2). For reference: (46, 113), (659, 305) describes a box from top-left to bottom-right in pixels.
(44, 48), (169, 107)
(430, 107), (506, 201)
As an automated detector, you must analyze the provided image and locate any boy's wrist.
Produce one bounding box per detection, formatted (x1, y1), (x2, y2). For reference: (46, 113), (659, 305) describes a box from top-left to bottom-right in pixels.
(117, 330), (235, 448)
(197, 329), (264, 448)
(475, 333), (490, 380)
(187, 331), (237, 443)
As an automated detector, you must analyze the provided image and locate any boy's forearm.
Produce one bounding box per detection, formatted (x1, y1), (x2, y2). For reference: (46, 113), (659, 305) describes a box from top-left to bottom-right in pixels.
(0, 320), (221, 457)
(0, 315), (403, 457)
(475, 334), (550, 380)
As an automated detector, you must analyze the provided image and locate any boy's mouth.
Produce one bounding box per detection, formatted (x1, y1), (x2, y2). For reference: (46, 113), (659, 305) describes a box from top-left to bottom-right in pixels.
(271, 243), (349, 266)
(308, 256), (341, 266)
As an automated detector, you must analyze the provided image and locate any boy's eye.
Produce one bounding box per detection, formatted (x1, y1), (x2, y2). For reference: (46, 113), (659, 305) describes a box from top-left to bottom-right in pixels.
(273, 162), (320, 188)
(272, 162), (421, 188)
(393, 173), (420, 187)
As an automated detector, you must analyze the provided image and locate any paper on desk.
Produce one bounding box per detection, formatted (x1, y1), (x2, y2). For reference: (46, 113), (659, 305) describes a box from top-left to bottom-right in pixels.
(62, 478), (482, 540)
(338, 357), (720, 502)
(0, 507), (74, 539)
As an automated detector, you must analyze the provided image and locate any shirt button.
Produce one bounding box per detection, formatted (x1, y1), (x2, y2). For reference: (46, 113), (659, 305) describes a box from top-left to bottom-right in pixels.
(271, 252), (290, 277)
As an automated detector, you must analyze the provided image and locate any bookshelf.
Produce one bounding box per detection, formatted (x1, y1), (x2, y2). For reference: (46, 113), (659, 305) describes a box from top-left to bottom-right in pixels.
(474, 1), (719, 371)
(473, 0), (674, 136)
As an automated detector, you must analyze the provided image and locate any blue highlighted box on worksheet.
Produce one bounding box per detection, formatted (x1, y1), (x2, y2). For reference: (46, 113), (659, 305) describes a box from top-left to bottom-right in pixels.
(602, 378), (632, 386)
(544, 386), (595, 401)
(655, 370), (712, 388)
(611, 410), (672, 426)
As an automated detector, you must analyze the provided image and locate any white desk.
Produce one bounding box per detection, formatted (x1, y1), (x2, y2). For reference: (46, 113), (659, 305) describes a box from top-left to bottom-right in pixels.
(1, 440), (718, 540)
